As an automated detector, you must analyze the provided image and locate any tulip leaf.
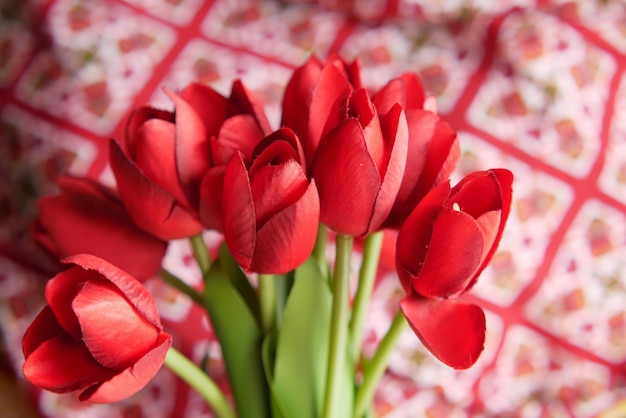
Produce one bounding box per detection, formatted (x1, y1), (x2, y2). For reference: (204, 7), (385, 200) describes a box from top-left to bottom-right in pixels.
(218, 242), (260, 321)
(273, 271), (294, 330)
(203, 261), (270, 418)
(272, 257), (333, 418)
(261, 334), (288, 418)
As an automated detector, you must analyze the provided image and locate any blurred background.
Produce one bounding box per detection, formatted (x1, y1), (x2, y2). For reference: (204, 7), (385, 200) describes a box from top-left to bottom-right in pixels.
(1, 0), (626, 417)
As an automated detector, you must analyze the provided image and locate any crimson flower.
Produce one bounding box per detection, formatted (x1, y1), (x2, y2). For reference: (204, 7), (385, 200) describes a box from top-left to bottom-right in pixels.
(373, 73), (460, 229)
(22, 254), (172, 402)
(281, 55), (362, 168)
(396, 169), (513, 369)
(222, 128), (319, 274)
(110, 80), (271, 239)
(32, 176), (167, 281)
(308, 59), (408, 236)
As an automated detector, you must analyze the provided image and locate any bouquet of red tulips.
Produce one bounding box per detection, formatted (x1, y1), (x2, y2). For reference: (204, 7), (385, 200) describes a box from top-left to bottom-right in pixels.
(22, 55), (512, 418)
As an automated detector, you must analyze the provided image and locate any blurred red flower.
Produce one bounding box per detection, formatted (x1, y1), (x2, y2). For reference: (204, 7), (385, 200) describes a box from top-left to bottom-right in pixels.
(32, 176), (167, 281)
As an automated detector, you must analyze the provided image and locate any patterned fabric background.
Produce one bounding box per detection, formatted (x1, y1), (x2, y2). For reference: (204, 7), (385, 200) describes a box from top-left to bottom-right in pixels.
(1, 0), (626, 417)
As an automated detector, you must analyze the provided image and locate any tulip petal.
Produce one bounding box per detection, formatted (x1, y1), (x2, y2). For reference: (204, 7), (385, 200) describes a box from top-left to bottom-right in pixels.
(23, 333), (114, 393)
(412, 208), (484, 298)
(46, 266), (100, 339)
(307, 63), (352, 163)
(166, 88), (213, 207)
(222, 153), (256, 270)
(109, 139), (204, 240)
(73, 279), (159, 370)
(396, 181), (451, 292)
(35, 191), (167, 281)
(80, 334), (172, 403)
(400, 295), (485, 369)
(252, 180), (320, 274)
(23, 306), (66, 358)
(64, 254), (163, 329)
(180, 82), (234, 138)
(126, 107), (175, 157)
(250, 161), (309, 229)
(462, 169), (513, 290)
(213, 114), (265, 165)
(373, 73), (425, 115)
(230, 79), (272, 136)
(134, 118), (190, 209)
(281, 55), (323, 143)
(409, 118), (459, 206)
(198, 166), (227, 231)
(313, 118), (380, 236)
(369, 104), (408, 232)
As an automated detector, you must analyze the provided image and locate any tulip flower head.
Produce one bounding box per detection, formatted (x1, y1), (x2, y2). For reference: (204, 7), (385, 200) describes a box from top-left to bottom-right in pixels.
(221, 128), (320, 274)
(22, 254), (172, 402)
(396, 169), (513, 369)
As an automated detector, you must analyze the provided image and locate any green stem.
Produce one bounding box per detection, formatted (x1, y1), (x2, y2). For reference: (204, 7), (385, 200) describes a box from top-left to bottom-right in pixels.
(313, 223), (329, 273)
(164, 347), (236, 418)
(322, 234), (353, 418)
(190, 234), (211, 278)
(348, 231), (384, 362)
(159, 269), (204, 307)
(353, 311), (408, 418)
(259, 274), (275, 334)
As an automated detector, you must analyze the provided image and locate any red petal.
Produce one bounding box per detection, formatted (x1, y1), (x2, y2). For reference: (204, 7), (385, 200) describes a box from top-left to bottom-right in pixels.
(252, 180), (320, 274)
(408, 118), (458, 206)
(400, 295), (485, 369)
(230, 79), (272, 136)
(461, 169), (513, 290)
(250, 161), (309, 229)
(56, 175), (119, 203)
(22, 333), (114, 393)
(46, 266), (100, 339)
(73, 279), (159, 370)
(411, 208), (484, 298)
(35, 191), (166, 281)
(109, 140), (203, 240)
(180, 82), (233, 139)
(222, 153), (256, 270)
(23, 306), (66, 358)
(307, 63), (352, 164)
(396, 181), (450, 292)
(81, 334), (171, 403)
(373, 72), (425, 115)
(213, 114), (264, 165)
(165, 89), (213, 207)
(64, 254), (163, 329)
(133, 118), (190, 208)
(369, 104), (408, 232)
(198, 166), (227, 231)
(126, 107), (174, 157)
(313, 119), (380, 236)
(281, 56), (323, 144)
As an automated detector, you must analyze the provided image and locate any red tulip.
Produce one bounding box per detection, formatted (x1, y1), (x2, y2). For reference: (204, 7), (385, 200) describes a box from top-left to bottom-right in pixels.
(311, 85), (408, 237)
(22, 254), (172, 402)
(221, 128), (320, 274)
(32, 176), (167, 281)
(110, 80), (270, 239)
(281, 55), (362, 168)
(373, 72), (460, 229)
(396, 169), (513, 369)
